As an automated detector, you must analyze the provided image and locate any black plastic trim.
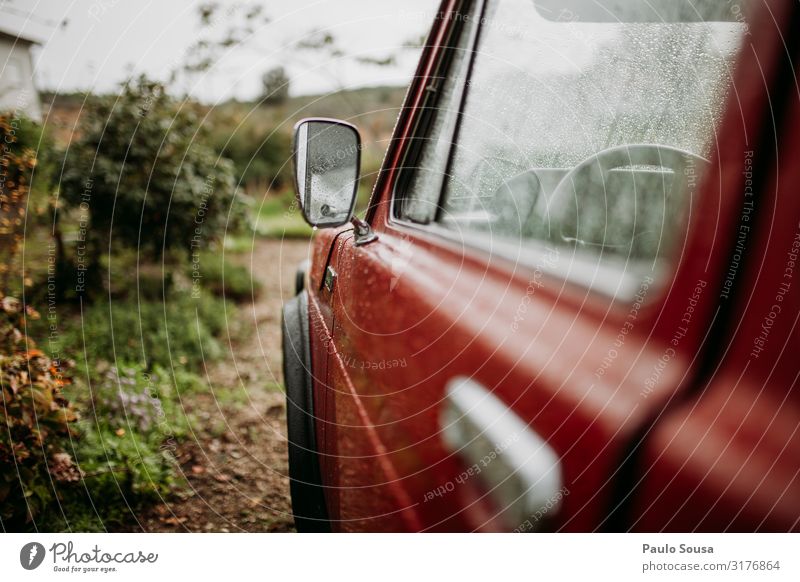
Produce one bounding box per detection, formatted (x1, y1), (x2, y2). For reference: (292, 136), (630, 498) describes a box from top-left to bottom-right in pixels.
(295, 260), (309, 296)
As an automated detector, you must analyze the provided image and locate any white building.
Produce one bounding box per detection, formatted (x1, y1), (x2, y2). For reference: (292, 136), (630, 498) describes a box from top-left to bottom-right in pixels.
(0, 26), (42, 121)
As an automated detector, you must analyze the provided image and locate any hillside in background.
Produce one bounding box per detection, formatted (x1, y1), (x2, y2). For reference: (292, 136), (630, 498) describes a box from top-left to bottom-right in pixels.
(42, 84), (407, 169)
(40, 84), (408, 238)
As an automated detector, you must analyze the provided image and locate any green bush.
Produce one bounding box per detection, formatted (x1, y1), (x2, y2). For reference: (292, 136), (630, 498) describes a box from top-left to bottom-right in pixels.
(58, 290), (230, 372)
(193, 252), (262, 302)
(59, 76), (244, 276)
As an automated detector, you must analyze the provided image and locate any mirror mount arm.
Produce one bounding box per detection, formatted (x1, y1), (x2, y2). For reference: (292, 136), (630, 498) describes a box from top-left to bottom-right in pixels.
(351, 216), (378, 246)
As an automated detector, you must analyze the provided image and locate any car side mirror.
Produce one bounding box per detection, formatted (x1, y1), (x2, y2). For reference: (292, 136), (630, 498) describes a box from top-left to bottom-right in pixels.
(292, 118), (361, 228)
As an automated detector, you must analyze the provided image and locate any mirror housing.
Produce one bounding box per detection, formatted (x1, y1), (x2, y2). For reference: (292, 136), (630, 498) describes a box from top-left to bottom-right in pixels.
(292, 118), (361, 228)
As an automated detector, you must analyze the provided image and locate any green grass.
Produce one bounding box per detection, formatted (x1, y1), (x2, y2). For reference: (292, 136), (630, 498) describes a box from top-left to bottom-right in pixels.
(254, 211), (314, 239)
(31, 285), (231, 532)
(252, 190), (313, 239)
(55, 291), (229, 374)
(25, 263), (240, 531)
(251, 184), (376, 240)
(223, 234), (257, 253)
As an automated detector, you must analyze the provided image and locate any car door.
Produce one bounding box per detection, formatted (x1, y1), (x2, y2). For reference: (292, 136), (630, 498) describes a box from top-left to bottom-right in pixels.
(630, 8), (800, 530)
(319, 0), (783, 532)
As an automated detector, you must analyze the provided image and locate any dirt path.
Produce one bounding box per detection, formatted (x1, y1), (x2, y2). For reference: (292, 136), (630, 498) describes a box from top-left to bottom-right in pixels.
(142, 238), (310, 532)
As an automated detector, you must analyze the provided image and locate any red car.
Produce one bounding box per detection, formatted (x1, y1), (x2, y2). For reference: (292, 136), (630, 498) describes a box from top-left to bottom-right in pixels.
(282, 0), (800, 532)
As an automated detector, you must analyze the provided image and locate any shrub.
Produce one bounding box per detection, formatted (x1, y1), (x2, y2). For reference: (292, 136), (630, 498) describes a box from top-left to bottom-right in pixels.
(193, 252), (262, 302)
(0, 295), (78, 526)
(59, 76), (244, 274)
(58, 291), (230, 371)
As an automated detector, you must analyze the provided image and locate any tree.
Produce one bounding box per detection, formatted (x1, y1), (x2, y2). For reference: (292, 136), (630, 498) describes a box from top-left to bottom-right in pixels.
(261, 66), (290, 105)
(60, 77), (242, 274)
(181, 3), (402, 108)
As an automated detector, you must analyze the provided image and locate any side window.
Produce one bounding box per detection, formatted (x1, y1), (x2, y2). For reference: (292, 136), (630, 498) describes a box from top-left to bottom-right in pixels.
(399, 0), (749, 296)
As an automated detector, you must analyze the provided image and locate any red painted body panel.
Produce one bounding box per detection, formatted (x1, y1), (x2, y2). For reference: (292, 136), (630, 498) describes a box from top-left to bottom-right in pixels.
(303, 0), (800, 531)
(632, 54), (800, 531)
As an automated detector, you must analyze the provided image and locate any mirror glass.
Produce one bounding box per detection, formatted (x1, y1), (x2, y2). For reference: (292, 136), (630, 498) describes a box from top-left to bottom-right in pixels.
(293, 119), (360, 227)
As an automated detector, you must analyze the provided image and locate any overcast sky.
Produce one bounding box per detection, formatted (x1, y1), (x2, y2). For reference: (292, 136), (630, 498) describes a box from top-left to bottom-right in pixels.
(3, 0), (438, 102)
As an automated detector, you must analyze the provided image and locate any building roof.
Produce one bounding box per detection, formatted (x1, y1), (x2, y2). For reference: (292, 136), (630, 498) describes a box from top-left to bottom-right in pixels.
(0, 25), (43, 45)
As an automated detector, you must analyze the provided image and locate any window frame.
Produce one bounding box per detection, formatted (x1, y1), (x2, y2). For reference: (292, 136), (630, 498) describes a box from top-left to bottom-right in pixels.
(390, 0), (483, 224)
